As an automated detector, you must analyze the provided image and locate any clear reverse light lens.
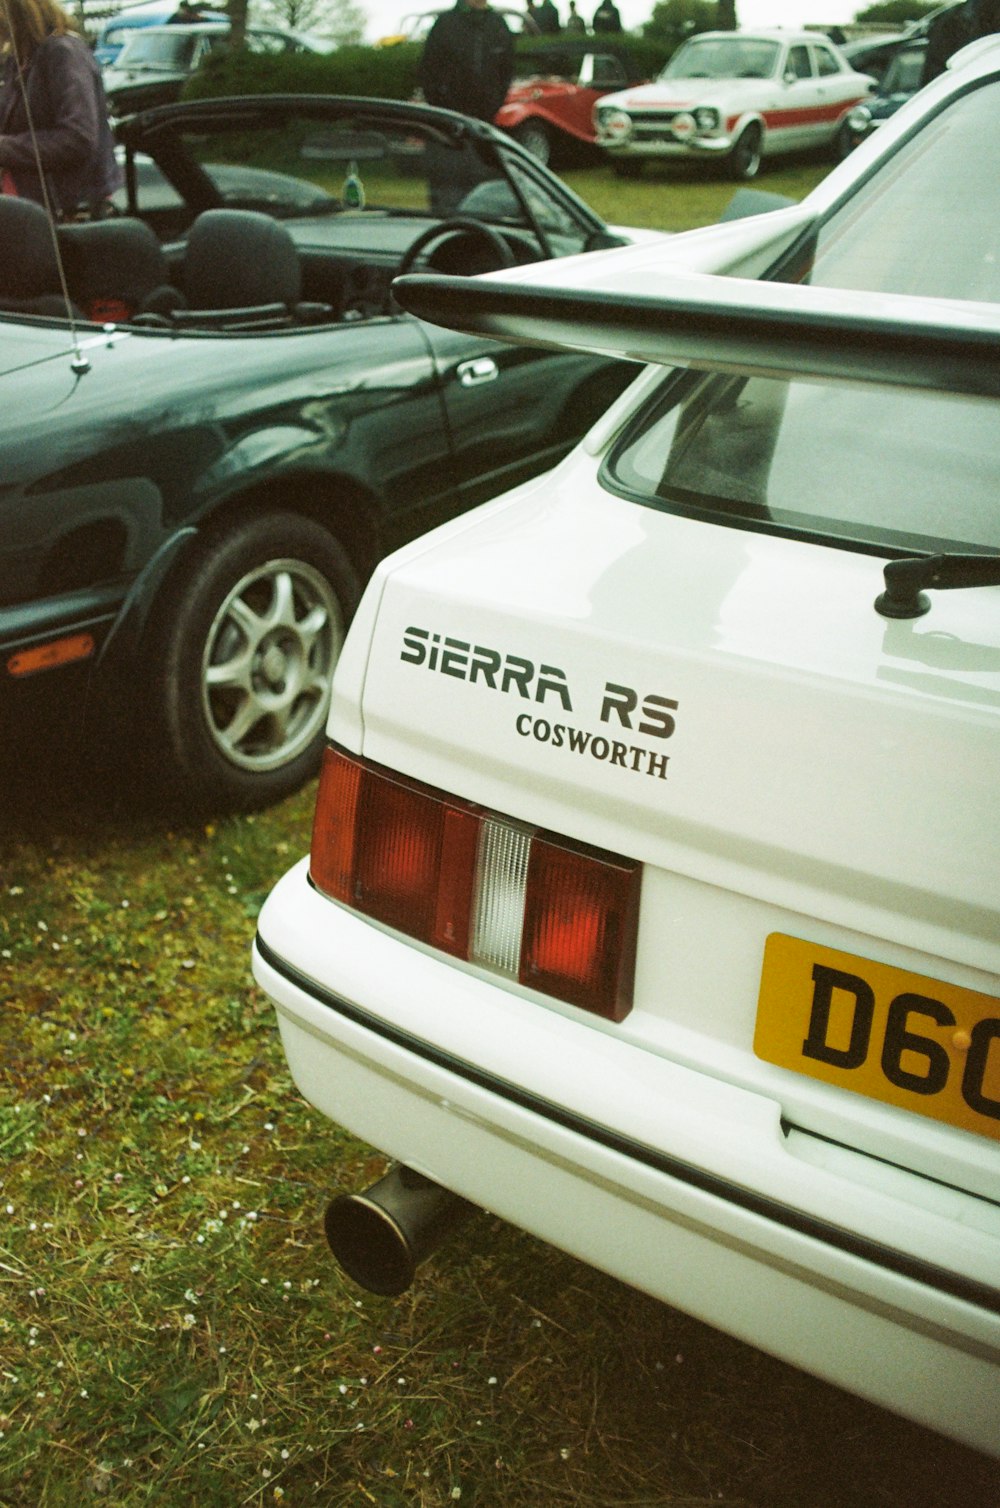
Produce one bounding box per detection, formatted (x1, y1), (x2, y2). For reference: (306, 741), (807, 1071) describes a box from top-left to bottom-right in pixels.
(470, 817), (531, 976)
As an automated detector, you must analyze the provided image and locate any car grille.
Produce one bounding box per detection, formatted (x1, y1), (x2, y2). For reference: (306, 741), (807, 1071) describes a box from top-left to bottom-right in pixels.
(626, 110), (684, 143)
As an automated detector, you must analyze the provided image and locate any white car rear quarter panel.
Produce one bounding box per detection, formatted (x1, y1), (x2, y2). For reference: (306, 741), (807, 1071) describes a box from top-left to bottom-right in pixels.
(257, 57), (1000, 1451)
(253, 867), (1000, 1456)
(260, 378), (999, 1457)
(330, 446), (999, 1175)
(353, 460), (997, 941)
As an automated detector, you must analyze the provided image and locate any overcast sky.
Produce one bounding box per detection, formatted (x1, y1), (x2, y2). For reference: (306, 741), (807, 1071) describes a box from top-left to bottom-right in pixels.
(358, 0), (860, 44)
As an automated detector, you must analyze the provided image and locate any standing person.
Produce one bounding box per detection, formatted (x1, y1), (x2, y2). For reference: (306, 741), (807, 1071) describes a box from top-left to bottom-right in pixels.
(978, 0), (1000, 37)
(565, 0), (587, 33)
(419, 0), (515, 213)
(419, 0), (516, 122)
(0, 0), (121, 219)
(918, 0), (1000, 83)
(591, 0), (622, 33)
(920, 0), (973, 82)
(535, 0), (561, 33)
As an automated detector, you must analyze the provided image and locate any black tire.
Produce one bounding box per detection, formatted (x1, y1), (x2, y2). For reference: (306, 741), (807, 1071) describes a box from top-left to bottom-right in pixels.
(513, 119), (552, 166)
(833, 119), (857, 161)
(727, 124), (763, 181)
(152, 512), (360, 810)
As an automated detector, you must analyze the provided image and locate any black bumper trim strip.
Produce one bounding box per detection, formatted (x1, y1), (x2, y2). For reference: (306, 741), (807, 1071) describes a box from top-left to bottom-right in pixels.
(256, 930), (1000, 1318)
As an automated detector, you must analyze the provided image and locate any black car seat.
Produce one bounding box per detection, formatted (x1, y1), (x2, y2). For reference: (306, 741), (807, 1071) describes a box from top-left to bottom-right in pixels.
(58, 216), (184, 324)
(0, 196), (72, 315)
(176, 208), (335, 328)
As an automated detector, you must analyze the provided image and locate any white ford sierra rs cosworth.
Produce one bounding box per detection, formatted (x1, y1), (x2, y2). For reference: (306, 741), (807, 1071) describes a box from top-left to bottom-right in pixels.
(254, 37), (1000, 1457)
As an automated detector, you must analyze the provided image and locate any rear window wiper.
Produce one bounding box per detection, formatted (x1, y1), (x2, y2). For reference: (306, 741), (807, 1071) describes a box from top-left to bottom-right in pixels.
(876, 552), (1000, 618)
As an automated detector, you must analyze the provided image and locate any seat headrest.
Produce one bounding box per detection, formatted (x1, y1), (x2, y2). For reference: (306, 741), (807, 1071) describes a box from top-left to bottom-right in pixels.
(59, 217), (169, 304)
(0, 294), (81, 319)
(0, 197), (61, 297)
(184, 209), (302, 310)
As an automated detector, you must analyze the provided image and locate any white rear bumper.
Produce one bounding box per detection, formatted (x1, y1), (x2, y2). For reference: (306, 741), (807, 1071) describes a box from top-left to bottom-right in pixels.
(253, 860), (1000, 1458)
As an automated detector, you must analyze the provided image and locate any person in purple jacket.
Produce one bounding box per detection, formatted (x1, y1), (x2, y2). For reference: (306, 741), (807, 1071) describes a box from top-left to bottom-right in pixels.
(0, 0), (122, 219)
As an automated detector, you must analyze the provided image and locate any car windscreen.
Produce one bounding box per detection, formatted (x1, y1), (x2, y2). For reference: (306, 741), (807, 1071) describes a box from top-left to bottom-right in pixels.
(606, 77), (1000, 556)
(151, 115), (552, 233)
(882, 45), (925, 94)
(661, 37), (780, 82)
(119, 32), (201, 67)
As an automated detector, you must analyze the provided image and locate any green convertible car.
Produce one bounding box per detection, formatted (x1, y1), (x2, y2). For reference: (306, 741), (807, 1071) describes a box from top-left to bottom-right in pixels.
(0, 93), (665, 807)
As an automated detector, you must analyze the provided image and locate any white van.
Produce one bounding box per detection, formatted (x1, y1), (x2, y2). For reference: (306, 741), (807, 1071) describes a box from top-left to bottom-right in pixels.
(253, 39), (1000, 1458)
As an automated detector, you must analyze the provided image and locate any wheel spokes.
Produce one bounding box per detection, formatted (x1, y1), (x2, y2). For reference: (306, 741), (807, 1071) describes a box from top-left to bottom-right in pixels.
(200, 556), (342, 772)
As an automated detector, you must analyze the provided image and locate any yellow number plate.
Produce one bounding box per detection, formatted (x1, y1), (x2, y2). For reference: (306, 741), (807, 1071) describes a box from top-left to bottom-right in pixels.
(754, 934), (1000, 1142)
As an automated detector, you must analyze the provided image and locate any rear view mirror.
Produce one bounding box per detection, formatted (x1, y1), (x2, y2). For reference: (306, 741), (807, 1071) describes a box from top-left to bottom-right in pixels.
(301, 130), (387, 162)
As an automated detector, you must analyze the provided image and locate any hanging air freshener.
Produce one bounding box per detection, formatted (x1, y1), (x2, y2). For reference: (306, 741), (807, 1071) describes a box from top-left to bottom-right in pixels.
(343, 160), (365, 210)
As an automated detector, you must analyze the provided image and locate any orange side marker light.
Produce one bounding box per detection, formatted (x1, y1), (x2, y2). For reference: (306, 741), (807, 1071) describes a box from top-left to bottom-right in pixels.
(7, 634), (96, 677)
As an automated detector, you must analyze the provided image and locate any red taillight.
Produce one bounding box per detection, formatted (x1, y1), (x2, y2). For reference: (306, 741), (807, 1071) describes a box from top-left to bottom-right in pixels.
(431, 805), (480, 957)
(310, 746), (641, 1020)
(354, 769), (442, 936)
(310, 746), (363, 903)
(311, 747), (478, 958)
(521, 836), (639, 1022)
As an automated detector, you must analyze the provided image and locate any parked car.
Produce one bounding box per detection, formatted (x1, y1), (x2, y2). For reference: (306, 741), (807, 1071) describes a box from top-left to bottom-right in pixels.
(103, 23), (333, 114)
(839, 28), (908, 82)
(254, 39), (1000, 1459)
(840, 1), (964, 81)
(594, 28), (875, 179)
(93, 0), (227, 68)
(376, 6), (539, 45)
(846, 37), (927, 144)
(494, 41), (644, 166)
(0, 94), (668, 809)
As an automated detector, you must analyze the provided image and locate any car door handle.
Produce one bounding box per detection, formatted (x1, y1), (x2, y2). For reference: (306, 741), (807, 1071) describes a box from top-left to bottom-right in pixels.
(457, 357), (499, 387)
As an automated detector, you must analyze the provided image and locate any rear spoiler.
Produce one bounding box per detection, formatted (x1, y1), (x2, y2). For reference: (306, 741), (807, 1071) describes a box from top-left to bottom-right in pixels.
(393, 270), (1000, 401)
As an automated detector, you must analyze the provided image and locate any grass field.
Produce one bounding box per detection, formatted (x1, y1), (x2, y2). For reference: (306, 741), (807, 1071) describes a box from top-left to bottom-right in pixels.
(1, 159), (997, 1508)
(558, 158), (830, 231)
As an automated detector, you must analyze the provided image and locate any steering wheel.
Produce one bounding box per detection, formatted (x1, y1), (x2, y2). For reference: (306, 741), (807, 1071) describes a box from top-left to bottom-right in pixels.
(398, 216), (517, 278)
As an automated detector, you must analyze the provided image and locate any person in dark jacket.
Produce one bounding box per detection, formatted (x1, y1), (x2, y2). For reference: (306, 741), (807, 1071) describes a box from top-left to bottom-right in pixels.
(0, 0), (121, 218)
(979, 0), (1000, 35)
(535, 0), (561, 34)
(419, 0), (516, 121)
(591, 0), (622, 33)
(921, 0), (1000, 83)
(565, 1), (587, 33)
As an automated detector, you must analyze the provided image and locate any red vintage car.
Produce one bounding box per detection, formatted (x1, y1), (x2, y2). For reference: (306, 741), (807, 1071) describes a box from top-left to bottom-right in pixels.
(495, 41), (644, 166)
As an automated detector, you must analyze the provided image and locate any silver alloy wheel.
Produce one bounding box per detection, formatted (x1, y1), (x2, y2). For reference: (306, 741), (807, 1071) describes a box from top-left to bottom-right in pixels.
(199, 556), (342, 773)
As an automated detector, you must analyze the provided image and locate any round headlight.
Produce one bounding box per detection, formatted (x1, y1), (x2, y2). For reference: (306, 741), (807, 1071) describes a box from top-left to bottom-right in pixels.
(670, 112), (696, 140)
(597, 108), (633, 141)
(693, 106), (720, 132)
(848, 104), (871, 131)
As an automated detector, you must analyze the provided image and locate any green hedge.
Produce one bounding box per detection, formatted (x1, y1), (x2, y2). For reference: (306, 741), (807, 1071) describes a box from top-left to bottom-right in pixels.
(512, 32), (671, 77)
(607, 35), (672, 77)
(182, 31), (670, 104)
(184, 42), (424, 103)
